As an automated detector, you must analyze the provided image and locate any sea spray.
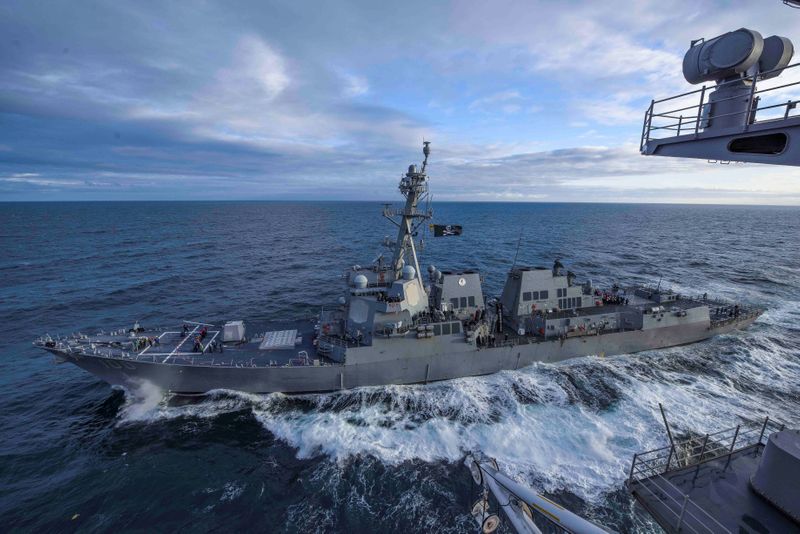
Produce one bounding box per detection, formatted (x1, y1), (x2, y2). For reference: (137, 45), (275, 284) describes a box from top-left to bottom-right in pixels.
(111, 319), (799, 506)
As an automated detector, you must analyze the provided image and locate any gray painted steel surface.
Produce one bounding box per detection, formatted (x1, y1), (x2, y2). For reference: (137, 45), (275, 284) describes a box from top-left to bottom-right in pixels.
(750, 429), (800, 522)
(629, 421), (799, 534)
(643, 28), (800, 166)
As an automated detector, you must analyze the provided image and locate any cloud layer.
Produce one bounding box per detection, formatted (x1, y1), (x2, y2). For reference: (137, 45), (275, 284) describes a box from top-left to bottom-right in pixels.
(1, 0), (800, 202)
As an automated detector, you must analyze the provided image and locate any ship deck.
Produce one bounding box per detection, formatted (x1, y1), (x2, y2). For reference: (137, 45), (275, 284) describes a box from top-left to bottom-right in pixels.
(45, 320), (342, 368)
(527, 290), (756, 325)
(628, 418), (792, 534)
(37, 288), (760, 369)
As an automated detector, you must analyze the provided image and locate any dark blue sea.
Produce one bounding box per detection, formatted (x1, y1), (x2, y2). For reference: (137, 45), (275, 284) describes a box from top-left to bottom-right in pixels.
(1, 201), (799, 533)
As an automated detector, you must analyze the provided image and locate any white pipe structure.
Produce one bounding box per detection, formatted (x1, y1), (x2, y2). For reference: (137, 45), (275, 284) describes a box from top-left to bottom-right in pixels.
(483, 469), (541, 534)
(465, 453), (608, 534)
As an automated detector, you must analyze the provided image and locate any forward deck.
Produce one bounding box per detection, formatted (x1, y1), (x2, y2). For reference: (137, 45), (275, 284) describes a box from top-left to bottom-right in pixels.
(38, 320), (341, 368)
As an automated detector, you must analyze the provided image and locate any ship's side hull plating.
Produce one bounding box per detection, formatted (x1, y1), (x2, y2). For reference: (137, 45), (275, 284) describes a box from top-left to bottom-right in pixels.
(49, 316), (757, 394)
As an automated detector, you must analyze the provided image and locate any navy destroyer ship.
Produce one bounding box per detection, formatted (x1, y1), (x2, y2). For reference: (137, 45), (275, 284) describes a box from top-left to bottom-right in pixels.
(35, 143), (762, 394)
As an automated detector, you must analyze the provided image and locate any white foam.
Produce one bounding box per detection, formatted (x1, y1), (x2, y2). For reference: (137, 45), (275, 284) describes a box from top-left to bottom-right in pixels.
(219, 481), (246, 502)
(113, 299), (800, 505)
(253, 340), (798, 502)
(116, 379), (169, 422)
(116, 384), (251, 425)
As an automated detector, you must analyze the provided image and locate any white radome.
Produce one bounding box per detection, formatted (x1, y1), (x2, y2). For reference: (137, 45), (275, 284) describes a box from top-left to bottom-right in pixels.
(353, 274), (368, 289)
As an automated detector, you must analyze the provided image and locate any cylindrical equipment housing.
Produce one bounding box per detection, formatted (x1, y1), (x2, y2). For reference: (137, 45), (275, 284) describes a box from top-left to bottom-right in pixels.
(683, 28), (763, 84)
(705, 79), (753, 130)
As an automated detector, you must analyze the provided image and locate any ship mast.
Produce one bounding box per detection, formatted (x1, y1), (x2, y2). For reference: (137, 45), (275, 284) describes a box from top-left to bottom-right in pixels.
(382, 142), (433, 289)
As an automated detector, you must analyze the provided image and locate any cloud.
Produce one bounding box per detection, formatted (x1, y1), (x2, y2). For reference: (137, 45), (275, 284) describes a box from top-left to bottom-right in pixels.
(469, 90), (525, 114)
(340, 72), (369, 97)
(1, 173), (84, 187)
(1, 0), (799, 202)
(233, 36), (290, 98)
(429, 144), (800, 204)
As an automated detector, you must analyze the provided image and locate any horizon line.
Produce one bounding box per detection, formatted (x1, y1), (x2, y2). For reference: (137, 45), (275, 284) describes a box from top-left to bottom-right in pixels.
(1, 198), (799, 207)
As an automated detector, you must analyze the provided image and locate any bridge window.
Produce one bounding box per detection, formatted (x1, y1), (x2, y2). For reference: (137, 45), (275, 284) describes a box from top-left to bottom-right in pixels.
(460, 297), (467, 308)
(468, 296), (475, 307)
(451, 322), (461, 334)
(533, 291), (539, 300)
(442, 323), (451, 335)
(450, 298), (459, 309)
(540, 290), (548, 299)
(433, 324), (441, 336)
(523, 291), (532, 301)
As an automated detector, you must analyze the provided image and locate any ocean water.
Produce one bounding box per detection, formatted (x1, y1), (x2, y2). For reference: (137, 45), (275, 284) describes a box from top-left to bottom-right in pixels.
(1, 201), (799, 533)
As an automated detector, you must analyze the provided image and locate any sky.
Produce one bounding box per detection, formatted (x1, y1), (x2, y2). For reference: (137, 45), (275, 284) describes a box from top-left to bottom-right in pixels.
(2, 0), (800, 203)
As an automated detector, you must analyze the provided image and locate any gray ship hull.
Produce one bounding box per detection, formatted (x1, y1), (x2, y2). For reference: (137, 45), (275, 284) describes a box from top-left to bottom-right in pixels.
(46, 315), (758, 395)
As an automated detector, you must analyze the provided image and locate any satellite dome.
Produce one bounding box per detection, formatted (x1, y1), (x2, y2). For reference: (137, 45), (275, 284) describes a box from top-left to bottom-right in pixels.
(353, 274), (368, 289)
(402, 265), (416, 280)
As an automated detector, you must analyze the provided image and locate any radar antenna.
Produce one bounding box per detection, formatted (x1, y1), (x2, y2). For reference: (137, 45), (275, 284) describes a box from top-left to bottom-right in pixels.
(382, 142), (434, 289)
(641, 25), (800, 166)
(421, 140), (431, 173)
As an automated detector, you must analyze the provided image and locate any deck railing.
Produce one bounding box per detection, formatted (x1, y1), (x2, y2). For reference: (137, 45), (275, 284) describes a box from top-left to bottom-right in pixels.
(39, 338), (338, 368)
(629, 416), (783, 484)
(628, 416), (784, 533)
(641, 62), (800, 151)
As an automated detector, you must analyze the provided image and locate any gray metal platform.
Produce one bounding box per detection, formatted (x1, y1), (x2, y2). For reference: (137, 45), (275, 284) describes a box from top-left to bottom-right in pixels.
(48, 319), (338, 369)
(628, 418), (798, 534)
